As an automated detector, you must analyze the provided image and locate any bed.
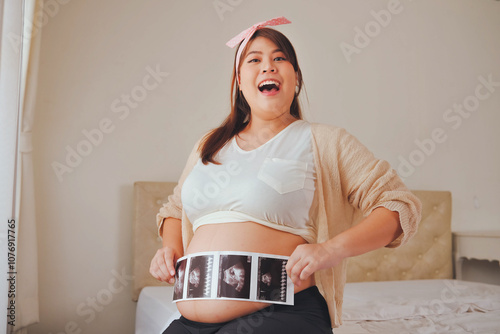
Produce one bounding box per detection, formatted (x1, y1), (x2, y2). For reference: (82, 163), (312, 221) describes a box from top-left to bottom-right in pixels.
(132, 183), (500, 333)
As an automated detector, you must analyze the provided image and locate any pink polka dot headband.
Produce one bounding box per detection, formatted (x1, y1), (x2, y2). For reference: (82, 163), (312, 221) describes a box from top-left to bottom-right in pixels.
(225, 16), (292, 85)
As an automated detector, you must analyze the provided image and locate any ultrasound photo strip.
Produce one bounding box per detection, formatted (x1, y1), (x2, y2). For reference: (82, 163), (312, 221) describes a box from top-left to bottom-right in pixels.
(172, 251), (294, 305)
(257, 257), (289, 302)
(218, 254), (252, 299)
(187, 254), (214, 298)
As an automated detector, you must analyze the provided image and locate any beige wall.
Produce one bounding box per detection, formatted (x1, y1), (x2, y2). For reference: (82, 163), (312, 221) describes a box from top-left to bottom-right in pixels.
(31, 0), (500, 333)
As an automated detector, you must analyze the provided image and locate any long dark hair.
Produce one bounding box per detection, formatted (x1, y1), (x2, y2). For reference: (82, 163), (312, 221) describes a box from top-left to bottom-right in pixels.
(199, 27), (304, 164)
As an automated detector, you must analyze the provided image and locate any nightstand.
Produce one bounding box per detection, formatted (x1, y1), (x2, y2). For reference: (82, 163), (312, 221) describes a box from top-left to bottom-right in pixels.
(453, 230), (500, 280)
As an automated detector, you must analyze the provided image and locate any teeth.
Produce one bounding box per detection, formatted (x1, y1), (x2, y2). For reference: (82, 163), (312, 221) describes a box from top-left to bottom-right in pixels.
(258, 80), (280, 88)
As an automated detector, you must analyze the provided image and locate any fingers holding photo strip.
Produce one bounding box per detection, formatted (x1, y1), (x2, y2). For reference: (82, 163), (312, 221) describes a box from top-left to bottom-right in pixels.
(173, 251), (294, 305)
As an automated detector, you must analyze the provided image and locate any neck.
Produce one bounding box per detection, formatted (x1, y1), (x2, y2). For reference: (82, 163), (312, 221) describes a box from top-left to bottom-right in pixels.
(244, 112), (297, 137)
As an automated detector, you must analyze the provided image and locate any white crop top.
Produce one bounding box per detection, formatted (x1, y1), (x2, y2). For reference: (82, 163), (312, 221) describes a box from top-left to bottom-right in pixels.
(181, 120), (317, 243)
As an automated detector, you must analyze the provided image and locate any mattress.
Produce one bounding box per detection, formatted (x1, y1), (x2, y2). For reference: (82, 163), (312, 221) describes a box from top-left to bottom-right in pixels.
(135, 279), (500, 334)
(337, 279), (500, 334)
(135, 286), (180, 334)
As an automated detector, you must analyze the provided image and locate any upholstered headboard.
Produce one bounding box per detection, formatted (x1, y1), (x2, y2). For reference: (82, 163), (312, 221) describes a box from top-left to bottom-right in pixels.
(346, 190), (453, 282)
(132, 182), (176, 301)
(132, 182), (452, 301)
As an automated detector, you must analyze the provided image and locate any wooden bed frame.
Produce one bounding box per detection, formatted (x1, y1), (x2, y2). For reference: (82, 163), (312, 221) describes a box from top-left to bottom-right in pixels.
(132, 182), (452, 301)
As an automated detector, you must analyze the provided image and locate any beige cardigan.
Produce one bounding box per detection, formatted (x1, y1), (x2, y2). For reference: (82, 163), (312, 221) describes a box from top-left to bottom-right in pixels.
(157, 122), (422, 328)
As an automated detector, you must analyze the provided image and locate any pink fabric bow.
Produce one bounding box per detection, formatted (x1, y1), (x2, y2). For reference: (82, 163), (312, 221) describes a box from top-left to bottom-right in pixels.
(226, 16), (292, 85)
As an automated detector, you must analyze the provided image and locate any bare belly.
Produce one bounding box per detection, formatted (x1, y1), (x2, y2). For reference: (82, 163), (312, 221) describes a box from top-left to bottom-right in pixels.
(176, 222), (314, 323)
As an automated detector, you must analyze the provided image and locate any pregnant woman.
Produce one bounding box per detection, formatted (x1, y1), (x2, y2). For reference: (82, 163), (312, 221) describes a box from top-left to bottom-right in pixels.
(150, 17), (421, 334)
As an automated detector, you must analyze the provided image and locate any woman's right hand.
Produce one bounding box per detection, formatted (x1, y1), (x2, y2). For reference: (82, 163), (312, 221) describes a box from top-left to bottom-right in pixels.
(149, 246), (179, 284)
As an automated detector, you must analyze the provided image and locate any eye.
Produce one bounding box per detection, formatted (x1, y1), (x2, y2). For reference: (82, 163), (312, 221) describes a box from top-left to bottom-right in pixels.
(248, 58), (259, 63)
(274, 56), (286, 61)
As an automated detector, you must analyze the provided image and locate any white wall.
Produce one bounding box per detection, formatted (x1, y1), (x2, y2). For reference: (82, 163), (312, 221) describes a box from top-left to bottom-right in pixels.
(30, 0), (500, 333)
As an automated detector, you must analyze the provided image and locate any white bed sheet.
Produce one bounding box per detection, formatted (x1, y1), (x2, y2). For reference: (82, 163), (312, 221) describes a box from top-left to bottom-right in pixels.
(337, 279), (500, 334)
(135, 280), (500, 334)
(135, 286), (180, 334)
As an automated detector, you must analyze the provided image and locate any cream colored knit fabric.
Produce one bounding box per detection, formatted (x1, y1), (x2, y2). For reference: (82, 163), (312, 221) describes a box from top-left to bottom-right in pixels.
(156, 122), (422, 327)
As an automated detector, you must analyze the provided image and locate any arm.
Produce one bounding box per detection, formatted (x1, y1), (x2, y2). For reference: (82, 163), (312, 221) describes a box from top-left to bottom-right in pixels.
(150, 217), (183, 283)
(286, 207), (401, 285)
(287, 125), (421, 285)
(330, 207), (402, 259)
(151, 137), (202, 283)
(156, 137), (202, 237)
(159, 217), (183, 251)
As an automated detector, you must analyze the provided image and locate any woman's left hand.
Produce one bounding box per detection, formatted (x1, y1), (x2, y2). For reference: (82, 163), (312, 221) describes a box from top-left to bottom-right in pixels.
(286, 242), (343, 286)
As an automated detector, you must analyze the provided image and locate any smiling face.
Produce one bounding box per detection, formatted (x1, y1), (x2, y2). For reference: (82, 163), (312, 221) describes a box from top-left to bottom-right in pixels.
(238, 36), (298, 122)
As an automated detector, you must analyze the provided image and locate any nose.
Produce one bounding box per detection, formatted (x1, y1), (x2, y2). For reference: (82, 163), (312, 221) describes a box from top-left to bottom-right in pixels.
(261, 59), (276, 73)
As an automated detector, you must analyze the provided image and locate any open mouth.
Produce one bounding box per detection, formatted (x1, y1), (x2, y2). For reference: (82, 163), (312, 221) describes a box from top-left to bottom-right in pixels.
(258, 80), (281, 95)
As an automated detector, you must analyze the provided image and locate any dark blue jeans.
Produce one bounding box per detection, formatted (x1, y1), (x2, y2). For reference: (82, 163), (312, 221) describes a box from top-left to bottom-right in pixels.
(163, 286), (332, 334)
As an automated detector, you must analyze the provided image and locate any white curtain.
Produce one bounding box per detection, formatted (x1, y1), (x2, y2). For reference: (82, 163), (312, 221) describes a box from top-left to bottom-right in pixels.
(0, 0), (43, 332)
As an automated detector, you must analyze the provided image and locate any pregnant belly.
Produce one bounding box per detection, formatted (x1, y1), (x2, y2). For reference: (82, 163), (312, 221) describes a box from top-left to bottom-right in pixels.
(176, 222), (314, 323)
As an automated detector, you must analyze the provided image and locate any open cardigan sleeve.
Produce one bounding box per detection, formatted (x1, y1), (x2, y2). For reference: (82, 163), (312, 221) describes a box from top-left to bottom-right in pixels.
(156, 138), (202, 237)
(336, 127), (422, 248)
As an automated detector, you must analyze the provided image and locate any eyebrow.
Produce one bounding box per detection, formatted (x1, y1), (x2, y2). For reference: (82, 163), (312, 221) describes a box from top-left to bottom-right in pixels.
(245, 48), (283, 58)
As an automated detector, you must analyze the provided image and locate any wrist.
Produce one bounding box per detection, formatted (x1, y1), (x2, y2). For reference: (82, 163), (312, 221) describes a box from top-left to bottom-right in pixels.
(162, 241), (183, 258)
(323, 235), (350, 262)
